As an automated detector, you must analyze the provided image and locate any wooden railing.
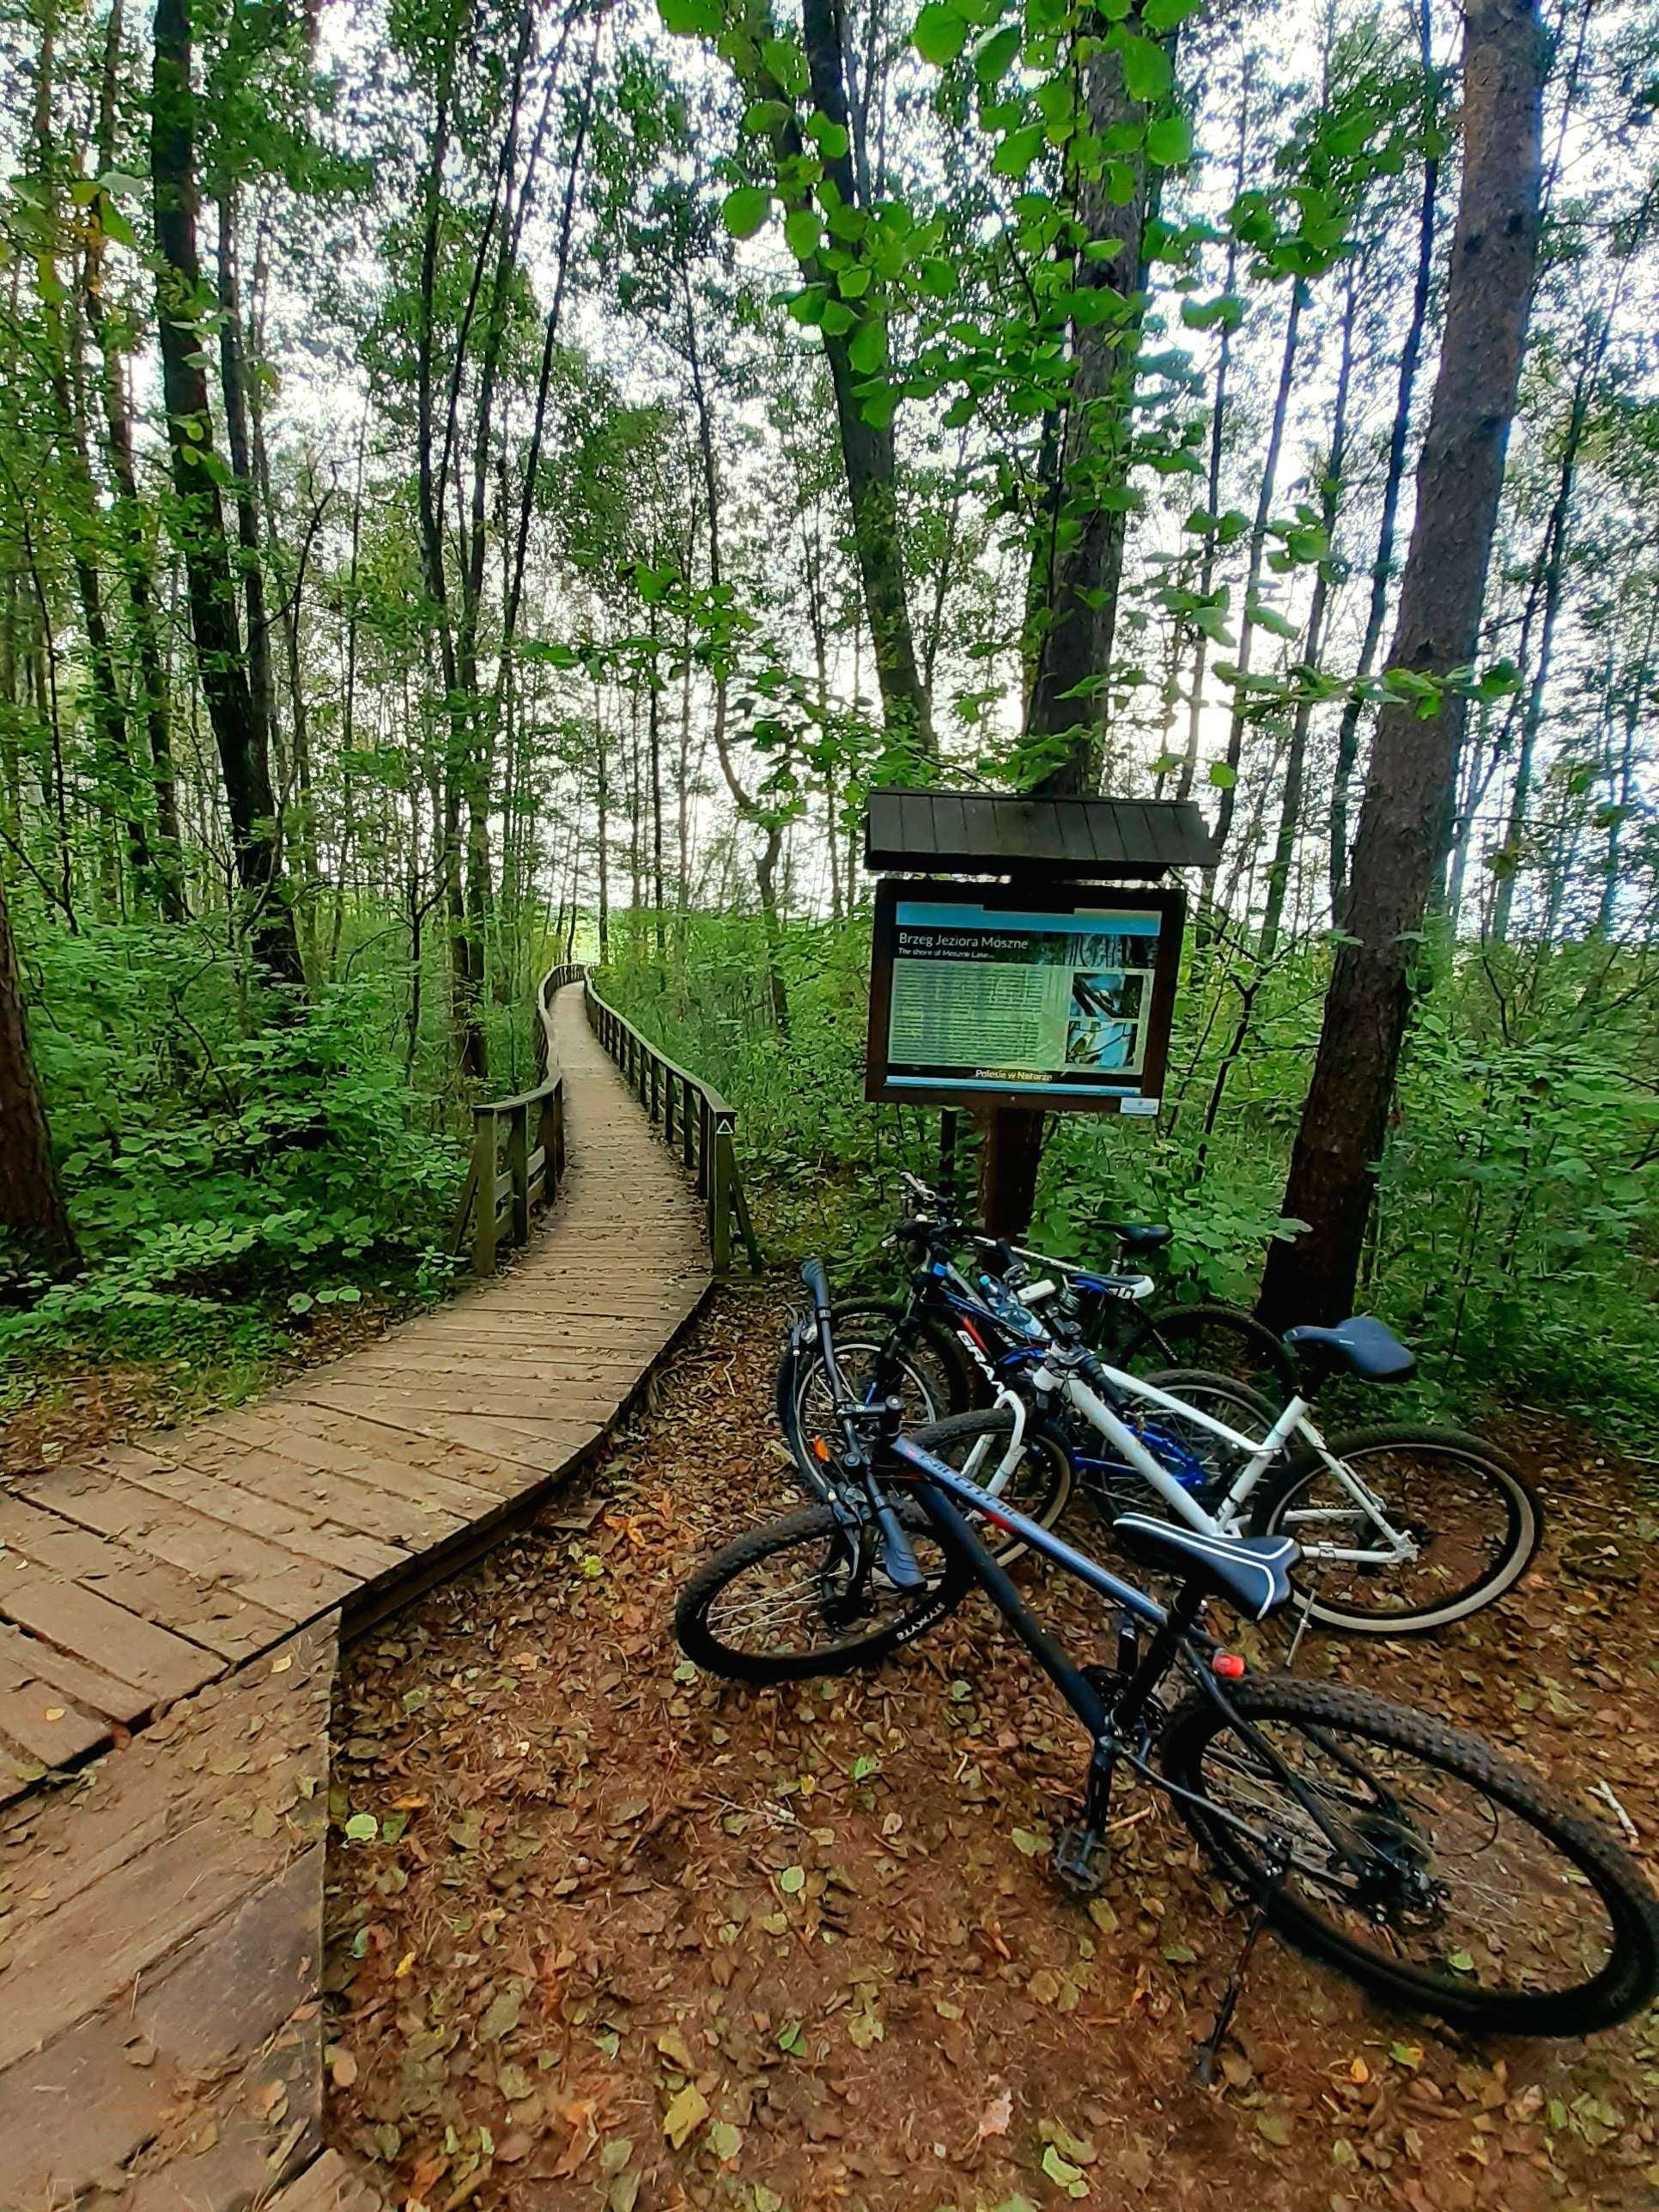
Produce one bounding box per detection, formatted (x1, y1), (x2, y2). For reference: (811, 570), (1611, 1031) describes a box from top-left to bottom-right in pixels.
(584, 976), (763, 1274)
(450, 965), (586, 1276)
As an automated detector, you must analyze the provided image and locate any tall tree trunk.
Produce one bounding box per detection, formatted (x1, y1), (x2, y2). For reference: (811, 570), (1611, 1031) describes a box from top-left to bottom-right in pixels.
(0, 864), (76, 1277)
(1260, 257), (1360, 960)
(1260, 0), (1545, 1328)
(31, 0), (144, 910)
(1488, 315), (1606, 942)
(1176, 61), (1251, 803)
(1208, 277), (1305, 861)
(1328, 0), (1439, 916)
(736, 0), (933, 758)
(1024, 7), (1159, 797)
(150, 0), (303, 986)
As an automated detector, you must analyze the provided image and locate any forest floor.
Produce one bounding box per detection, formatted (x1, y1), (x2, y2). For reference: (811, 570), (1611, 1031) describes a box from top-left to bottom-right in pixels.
(323, 1285), (1659, 2212)
(0, 1287), (425, 1484)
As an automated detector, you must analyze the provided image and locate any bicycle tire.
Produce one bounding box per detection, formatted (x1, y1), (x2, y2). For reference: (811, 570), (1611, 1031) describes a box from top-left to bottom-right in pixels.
(1123, 1300), (1297, 1401)
(782, 1300), (973, 1463)
(906, 1406), (1075, 1565)
(1248, 1425), (1543, 1633)
(1160, 1673), (1659, 2037)
(674, 1504), (971, 1685)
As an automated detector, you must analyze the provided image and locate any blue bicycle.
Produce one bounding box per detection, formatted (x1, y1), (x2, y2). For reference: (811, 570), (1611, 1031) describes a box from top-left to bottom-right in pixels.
(678, 1261), (1659, 2042)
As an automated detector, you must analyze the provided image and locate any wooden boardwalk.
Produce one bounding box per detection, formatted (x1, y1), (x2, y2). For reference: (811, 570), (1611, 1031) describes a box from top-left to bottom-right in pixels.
(0, 985), (710, 2210)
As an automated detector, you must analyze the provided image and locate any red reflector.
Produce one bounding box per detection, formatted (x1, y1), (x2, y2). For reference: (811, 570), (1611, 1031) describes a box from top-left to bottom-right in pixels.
(1212, 1653), (1247, 1680)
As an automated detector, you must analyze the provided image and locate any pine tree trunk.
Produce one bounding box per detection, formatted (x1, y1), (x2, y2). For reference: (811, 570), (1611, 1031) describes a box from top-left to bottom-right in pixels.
(1023, 9), (1160, 797)
(0, 864), (76, 1276)
(1259, 0), (1545, 1329)
(150, 0), (302, 987)
(1328, 0), (1439, 917)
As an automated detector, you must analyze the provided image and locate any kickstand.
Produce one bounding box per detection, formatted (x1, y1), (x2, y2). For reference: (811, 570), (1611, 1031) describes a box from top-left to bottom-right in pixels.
(1193, 1844), (1288, 2087)
(1283, 1578), (1317, 1670)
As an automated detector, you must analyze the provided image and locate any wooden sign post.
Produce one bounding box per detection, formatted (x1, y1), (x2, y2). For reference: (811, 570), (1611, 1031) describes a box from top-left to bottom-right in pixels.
(861, 790), (1217, 1236)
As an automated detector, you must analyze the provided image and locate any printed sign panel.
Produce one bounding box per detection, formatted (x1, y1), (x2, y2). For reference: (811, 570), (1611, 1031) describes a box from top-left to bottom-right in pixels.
(866, 880), (1183, 1115)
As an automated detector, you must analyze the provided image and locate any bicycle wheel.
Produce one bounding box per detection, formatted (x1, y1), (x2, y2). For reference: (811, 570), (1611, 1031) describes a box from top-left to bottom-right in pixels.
(674, 1504), (970, 1684)
(1161, 1674), (1659, 2037)
(1248, 1425), (1542, 1633)
(906, 1407), (1074, 1565)
(787, 1302), (971, 1464)
(1123, 1301), (1297, 1401)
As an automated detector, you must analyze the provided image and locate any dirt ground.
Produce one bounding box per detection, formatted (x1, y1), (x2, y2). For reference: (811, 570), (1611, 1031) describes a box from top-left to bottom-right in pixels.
(324, 1285), (1659, 2212)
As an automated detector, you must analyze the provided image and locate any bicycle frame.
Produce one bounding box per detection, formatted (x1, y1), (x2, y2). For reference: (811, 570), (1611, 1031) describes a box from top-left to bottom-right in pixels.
(884, 1434), (1370, 1877)
(1051, 1361), (1415, 1569)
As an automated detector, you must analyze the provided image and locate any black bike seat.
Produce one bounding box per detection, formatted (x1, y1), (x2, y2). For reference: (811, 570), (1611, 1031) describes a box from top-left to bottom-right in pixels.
(1108, 1221), (1172, 1254)
(1113, 1514), (1299, 1621)
(1283, 1316), (1415, 1382)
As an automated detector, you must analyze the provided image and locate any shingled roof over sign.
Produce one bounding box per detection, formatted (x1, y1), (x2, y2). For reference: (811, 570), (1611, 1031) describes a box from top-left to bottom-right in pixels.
(863, 788), (1220, 878)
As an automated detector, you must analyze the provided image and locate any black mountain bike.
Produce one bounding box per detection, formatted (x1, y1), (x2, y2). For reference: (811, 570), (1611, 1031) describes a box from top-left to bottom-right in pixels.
(778, 1173), (1294, 1460)
(679, 1261), (1659, 2042)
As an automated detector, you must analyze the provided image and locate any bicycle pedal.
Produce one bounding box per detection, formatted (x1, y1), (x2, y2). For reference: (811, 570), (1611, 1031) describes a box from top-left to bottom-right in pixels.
(1053, 1822), (1107, 1897)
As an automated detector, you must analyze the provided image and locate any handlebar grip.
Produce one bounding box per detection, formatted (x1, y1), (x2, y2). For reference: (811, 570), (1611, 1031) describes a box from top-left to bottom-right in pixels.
(799, 1258), (832, 1315)
(874, 1502), (927, 1593)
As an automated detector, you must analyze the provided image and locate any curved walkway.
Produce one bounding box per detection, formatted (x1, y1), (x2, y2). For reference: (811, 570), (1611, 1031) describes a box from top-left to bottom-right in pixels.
(0, 985), (709, 2211)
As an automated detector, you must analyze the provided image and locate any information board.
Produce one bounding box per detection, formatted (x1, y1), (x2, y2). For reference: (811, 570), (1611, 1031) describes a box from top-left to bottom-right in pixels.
(865, 880), (1183, 1115)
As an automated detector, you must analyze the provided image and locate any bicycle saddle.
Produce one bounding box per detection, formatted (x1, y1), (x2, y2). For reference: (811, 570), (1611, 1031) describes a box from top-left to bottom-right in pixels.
(1107, 1221), (1172, 1254)
(1283, 1316), (1415, 1382)
(1112, 1514), (1299, 1622)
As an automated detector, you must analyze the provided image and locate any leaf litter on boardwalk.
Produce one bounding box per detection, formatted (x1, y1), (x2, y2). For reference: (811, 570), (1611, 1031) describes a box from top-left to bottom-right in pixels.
(323, 1287), (1659, 2210)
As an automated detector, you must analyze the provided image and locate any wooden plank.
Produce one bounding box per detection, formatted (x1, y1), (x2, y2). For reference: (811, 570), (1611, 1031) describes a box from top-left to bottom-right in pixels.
(0, 1813), (277, 2069)
(114, 1449), (411, 1583)
(0, 1496), (289, 1662)
(0, 1617), (148, 1723)
(0, 1682), (107, 1766)
(0, 1558), (219, 1705)
(279, 1403), (533, 1498)
(16, 1467), (355, 1620)
(196, 1407), (507, 1516)
(173, 1440), (466, 1550)
(267, 2150), (381, 2212)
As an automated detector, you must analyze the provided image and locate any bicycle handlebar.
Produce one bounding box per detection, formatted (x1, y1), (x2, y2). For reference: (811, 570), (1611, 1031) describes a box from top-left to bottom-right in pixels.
(799, 1257), (832, 1316)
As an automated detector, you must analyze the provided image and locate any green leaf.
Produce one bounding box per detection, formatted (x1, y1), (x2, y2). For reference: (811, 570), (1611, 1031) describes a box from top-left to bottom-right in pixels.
(778, 1863), (806, 1893)
(993, 125), (1047, 179)
(784, 207), (820, 259)
(707, 2118), (742, 2161)
(1041, 2144), (1085, 2191)
(761, 35), (810, 95)
(658, 0), (722, 33)
(1119, 34), (1171, 100)
(848, 317), (886, 373)
(742, 99), (791, 134)
(1146, 112), (1192, 167)
(721, 186), (772, 240)
(804, 111), (851, 159)
(914, 3), (969, 64)
(1206, 762), (1237, 790)
(1142, 0), (1200, 23)
(975, 23), (1021, 80)
(343, 1812), (378, 1842)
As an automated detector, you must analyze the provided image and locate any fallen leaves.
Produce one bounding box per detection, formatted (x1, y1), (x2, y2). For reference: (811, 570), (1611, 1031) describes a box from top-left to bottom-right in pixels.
(319, 1288), (1659, 2212)
(662, 2081), (708, 2149)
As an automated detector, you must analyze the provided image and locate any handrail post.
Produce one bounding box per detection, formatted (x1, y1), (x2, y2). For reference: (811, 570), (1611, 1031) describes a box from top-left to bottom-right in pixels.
(471, 1110), (498, 1277)
(537, 1080), (561, 1203)
(710, 1112), (735, 1274)
(507, 1099), (530, 1248)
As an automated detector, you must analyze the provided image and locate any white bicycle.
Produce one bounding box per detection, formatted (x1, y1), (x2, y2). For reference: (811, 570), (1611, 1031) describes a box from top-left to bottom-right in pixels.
(893, 1261), (1544, 1639)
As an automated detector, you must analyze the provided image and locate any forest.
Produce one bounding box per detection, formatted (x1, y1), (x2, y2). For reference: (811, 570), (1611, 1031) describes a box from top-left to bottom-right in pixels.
(0, 0), (1656, 1437)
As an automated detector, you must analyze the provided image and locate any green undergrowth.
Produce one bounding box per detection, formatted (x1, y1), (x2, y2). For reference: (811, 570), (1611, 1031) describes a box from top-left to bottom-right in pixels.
(2, 909), (556, 1411)
(600, 910), (1659, 1444)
